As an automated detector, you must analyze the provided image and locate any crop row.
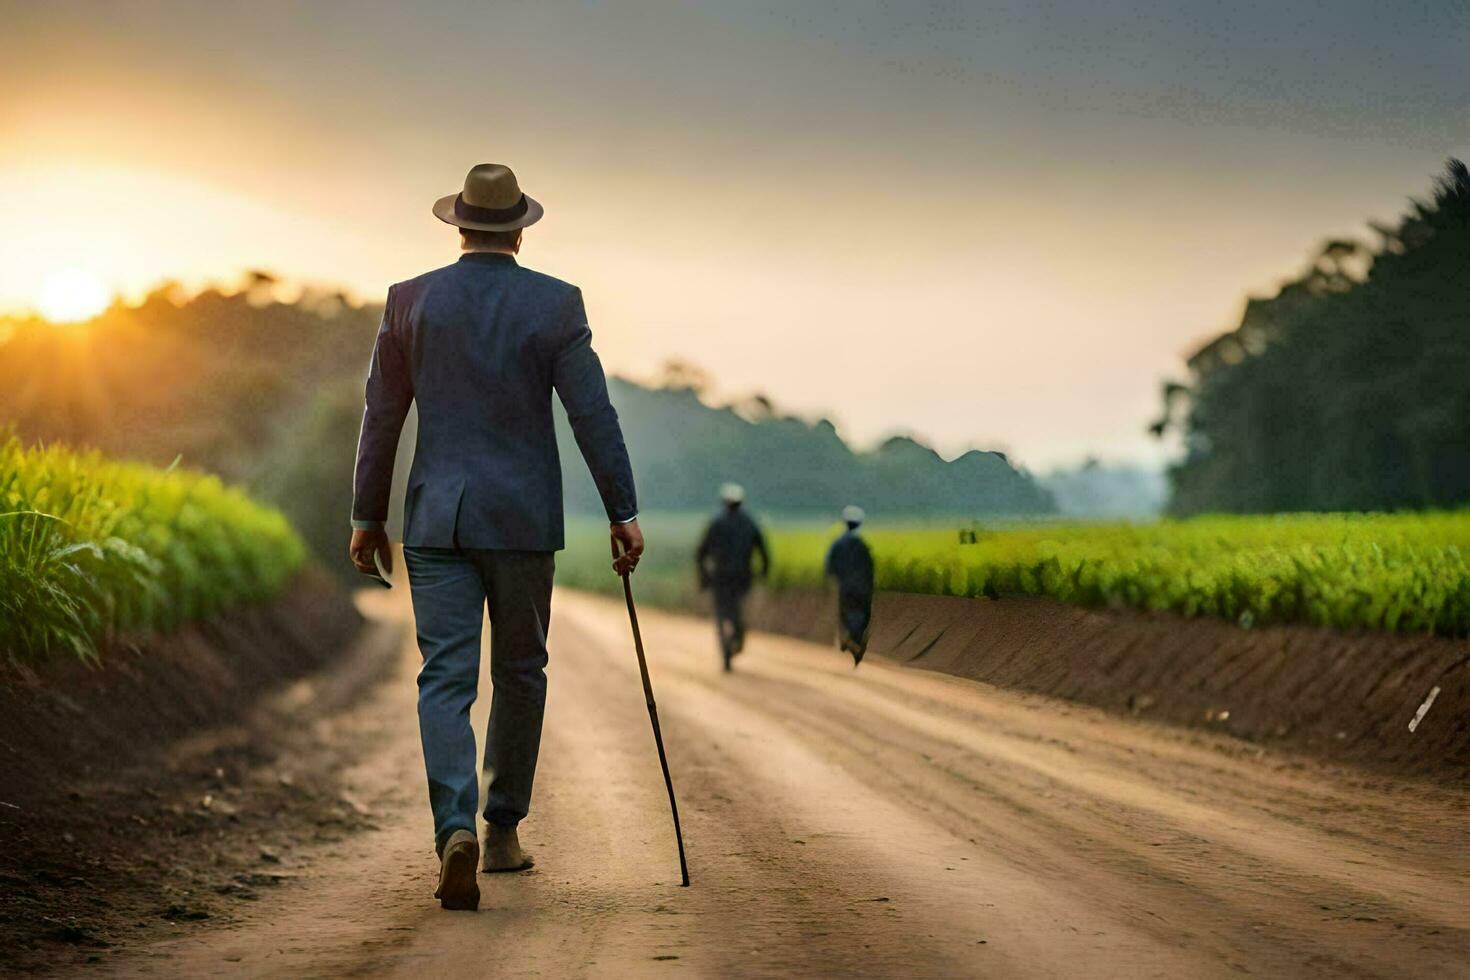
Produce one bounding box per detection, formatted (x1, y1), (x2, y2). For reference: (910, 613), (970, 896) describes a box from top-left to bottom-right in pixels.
(1, 437), (306, 666)
(767, 512), (1470, 636)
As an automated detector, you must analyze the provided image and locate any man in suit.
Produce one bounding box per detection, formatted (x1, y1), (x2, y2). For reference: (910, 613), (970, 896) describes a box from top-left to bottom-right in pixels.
(695, 484), (768, 672)
(825, 505), (874, 666)
(349, 163), (643, 911)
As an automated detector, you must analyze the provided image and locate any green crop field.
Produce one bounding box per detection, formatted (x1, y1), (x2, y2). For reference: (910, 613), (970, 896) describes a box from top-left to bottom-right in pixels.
(559, 511), (733, 607)
(1, 437), (306, 667)
(560, 510), (1470, 637)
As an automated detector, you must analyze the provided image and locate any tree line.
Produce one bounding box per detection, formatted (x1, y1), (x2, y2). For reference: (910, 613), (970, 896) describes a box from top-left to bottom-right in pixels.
(557, 375), (1054, 518)
(1155, 160), (1470, 514)
(0, 278), (1054, 582)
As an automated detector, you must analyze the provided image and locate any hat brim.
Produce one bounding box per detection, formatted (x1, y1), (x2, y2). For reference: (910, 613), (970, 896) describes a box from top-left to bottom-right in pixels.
(432, 193), (544, 231)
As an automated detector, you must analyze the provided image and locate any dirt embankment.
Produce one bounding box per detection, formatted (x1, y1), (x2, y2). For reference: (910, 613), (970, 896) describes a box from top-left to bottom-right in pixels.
(0, 568), (392, 971)
(743, 589), (1468, 782)
(0, 567), (360, 806)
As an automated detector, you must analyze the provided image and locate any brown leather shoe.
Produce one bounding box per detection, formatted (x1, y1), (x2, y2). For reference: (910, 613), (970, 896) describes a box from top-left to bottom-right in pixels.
(482, 823), (534, 872)
(434, 829), (480, 910)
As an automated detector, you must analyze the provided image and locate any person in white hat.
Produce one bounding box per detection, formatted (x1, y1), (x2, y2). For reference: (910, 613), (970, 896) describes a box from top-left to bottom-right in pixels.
(695, 483), (768, 671)
(825, 505), (874, 664)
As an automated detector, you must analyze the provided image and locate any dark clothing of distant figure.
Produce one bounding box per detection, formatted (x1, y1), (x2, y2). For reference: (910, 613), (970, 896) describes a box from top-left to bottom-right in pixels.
(826, 527), (874, 664)
(352, 252), (637, 854)
(696, 507), (769, 668)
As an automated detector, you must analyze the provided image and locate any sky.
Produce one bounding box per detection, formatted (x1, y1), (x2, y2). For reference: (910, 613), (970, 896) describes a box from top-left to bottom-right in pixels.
(2, 0), (1467, 469)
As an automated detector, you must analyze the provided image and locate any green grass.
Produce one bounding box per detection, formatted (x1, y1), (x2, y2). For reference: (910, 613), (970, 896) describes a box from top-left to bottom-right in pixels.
(1, 436), (306, 667)
(558, 510), (849, 606)
(559, 511), (720, 607)
(562, 510), (1470, 636)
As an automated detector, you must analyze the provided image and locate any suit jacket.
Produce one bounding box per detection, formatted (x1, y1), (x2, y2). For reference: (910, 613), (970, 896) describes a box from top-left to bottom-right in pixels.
(352, 252), (637, 551)
(696, 507), (769, 592)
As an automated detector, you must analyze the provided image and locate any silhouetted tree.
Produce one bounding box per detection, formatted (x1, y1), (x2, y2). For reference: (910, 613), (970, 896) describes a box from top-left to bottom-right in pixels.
(653, 358), (713, 394)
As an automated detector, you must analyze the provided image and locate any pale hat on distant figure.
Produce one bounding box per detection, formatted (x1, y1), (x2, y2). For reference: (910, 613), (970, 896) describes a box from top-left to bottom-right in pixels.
(719, 483), (746, 504)
(842, 505), (866, 526)
(433, 163), (544, 232)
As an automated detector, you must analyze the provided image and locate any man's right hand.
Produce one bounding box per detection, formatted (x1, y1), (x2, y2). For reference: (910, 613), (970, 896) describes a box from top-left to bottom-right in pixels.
(611, 519), (644, 575)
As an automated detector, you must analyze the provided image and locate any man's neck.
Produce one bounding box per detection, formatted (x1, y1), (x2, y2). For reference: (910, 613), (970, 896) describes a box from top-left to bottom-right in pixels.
(462, 246), (517, 256)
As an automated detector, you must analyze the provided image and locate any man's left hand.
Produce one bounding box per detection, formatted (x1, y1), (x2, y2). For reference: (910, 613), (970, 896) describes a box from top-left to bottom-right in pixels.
(350, 527), (394, 577)
(611, 519), (644, 575)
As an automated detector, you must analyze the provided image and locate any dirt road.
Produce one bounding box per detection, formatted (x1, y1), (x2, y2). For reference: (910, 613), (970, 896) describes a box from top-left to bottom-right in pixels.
(109, 588), (1468, 978)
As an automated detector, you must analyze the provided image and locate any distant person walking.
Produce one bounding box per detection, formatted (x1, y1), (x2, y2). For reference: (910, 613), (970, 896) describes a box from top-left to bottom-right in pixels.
(826, 506), (874, 665)
(350, 163), (643, 911)
(695, 484), (769, 671)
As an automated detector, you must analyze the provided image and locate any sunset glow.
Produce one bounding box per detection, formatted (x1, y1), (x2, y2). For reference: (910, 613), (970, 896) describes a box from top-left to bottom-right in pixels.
(2, 3), (1466, 467)
(36, 268), (109, 323)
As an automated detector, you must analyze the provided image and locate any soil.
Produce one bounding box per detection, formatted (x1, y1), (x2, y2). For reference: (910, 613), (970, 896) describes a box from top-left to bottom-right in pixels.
(81, 590), (1470, 977)
(5, 585), (1466, 976)
(0, 569), (391, 974)
(744, 589), (1469, 782)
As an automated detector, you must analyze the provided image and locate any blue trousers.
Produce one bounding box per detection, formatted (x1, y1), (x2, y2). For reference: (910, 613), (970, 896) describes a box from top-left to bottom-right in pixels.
(403, 547), (554, 855)
(838, 588), (872, 653)
(712, 584), (748, 663)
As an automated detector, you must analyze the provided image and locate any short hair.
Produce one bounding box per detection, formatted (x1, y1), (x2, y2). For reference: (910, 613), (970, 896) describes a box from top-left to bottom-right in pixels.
(460, 227), (521, 250)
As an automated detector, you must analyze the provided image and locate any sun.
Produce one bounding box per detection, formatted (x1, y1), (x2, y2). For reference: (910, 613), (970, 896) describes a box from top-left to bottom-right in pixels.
(36, 267), (111, 323)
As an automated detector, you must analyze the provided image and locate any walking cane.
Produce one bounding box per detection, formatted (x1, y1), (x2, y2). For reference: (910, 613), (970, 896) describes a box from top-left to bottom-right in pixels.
(612, 539), (691, 887)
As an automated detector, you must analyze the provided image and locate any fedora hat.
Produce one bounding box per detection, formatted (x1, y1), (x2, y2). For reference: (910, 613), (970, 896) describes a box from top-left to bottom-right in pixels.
(433, 163), (544, 232)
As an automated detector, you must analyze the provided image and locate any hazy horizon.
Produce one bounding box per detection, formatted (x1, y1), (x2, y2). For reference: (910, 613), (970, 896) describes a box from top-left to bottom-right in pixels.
(4, 0), (1466, 469)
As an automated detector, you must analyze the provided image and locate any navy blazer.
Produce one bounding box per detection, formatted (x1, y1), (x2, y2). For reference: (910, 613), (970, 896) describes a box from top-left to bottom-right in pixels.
(696, 508), (769, 591)
(352, 252), (637, 551)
